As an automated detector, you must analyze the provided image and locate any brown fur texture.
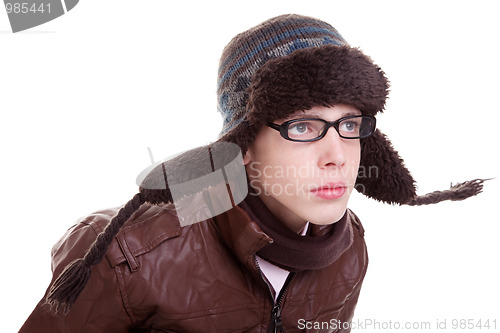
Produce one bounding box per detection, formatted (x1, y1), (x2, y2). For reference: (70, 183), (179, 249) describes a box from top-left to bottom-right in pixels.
(407, 179), (487, 206)
(356, 129), (416, 204)
(248, 45), (389, 122)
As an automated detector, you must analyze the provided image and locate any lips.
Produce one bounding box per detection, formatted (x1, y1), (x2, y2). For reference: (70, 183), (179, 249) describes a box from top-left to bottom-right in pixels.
(310, 182), (347, 200)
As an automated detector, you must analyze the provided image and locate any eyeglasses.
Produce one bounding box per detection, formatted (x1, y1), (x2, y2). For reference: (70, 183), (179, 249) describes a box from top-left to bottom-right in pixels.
(267, 115), (376, 142)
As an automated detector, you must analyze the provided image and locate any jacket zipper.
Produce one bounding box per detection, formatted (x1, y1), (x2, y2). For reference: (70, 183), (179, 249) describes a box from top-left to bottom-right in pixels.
(254, 257), (295, 333)
(271, 272), (295, 333)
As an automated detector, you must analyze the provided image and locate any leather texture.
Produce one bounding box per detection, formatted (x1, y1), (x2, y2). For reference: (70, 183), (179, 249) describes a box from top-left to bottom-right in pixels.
(20, 203), (368, 333)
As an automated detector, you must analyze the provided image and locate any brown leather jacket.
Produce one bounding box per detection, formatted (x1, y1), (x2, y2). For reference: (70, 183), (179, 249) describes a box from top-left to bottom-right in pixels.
(20, 203), (368, 333)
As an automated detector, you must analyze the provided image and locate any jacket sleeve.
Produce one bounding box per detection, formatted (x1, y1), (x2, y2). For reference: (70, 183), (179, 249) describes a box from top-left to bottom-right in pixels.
(337, 210), (369, 333)
(19, 214), (134, 333)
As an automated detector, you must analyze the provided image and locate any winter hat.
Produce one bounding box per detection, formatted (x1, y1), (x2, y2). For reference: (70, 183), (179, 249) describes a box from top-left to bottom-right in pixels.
(45, 14), (487, 313)
(216, 14), (485, 205)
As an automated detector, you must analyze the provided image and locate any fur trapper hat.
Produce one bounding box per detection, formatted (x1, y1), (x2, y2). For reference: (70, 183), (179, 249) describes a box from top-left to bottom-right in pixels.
(216, 14), (485, 205)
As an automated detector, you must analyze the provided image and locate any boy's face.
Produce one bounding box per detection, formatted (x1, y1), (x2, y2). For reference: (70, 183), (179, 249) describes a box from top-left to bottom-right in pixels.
(244, 104), (361, 232)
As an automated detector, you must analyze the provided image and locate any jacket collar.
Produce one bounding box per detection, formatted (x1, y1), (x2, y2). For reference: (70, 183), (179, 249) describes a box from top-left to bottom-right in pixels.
(212, 205), (273, 274)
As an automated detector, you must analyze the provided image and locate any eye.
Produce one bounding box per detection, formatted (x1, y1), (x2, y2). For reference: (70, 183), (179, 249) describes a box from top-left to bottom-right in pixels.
(339, 119), (361, 133)
(289, 121), (311, 135)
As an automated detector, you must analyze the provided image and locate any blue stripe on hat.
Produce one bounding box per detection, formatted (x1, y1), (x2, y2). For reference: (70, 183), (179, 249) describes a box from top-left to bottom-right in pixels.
(217, 26), (345, 90)
(219, 114), (246, 137)
(217, 16), (341, 77)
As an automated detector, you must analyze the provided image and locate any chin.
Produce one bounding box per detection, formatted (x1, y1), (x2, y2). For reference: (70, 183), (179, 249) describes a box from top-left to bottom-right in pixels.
(301, 204), (348, 226)
(307, 196), (350, 224)
(302, 188), (352, 224)
(309, 212), (347, 225)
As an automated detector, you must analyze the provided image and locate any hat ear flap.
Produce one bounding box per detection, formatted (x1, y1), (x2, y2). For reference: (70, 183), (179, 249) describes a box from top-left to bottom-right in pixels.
(356, 129), (416, 204)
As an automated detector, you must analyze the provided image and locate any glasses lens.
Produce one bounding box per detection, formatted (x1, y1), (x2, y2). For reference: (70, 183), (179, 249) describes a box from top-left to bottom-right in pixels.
(339, 116), (374, 138)
(280, 116), (375, 141)
(286, 119), (325, 141)
(359, 116), (375, 137)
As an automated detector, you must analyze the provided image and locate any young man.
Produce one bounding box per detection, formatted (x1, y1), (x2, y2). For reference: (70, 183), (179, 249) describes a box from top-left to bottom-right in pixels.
(19, 14), (484, 332)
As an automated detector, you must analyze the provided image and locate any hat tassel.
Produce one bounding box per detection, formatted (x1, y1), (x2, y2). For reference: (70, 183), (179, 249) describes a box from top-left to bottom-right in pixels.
(406, 178), (490, 206)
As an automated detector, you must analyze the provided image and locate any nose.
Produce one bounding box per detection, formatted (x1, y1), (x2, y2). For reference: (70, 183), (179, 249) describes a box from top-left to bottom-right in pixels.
(316, 127), (346, 168)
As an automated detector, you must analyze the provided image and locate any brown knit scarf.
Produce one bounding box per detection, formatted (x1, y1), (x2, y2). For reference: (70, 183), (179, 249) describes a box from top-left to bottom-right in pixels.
(239, 194), (354, 272)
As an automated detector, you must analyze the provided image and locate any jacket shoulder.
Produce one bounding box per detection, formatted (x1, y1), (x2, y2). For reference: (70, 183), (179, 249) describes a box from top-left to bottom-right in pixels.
(54, 203), (182, 272)
(85, 203), (183, 270)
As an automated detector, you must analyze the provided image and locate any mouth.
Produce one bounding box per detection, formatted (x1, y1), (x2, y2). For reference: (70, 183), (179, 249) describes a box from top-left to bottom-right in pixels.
(310, 182), (347, 200)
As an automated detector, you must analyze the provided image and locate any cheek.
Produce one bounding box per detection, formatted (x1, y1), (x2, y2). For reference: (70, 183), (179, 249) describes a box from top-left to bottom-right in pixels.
(352, 142), (361, 166)
(244, 150), (297, 197)
(346, 142), (361, 182)
(246, 134), (296, 173)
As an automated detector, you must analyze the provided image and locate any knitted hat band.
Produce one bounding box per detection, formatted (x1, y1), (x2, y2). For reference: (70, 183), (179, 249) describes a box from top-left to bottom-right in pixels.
(217, 14), (349, 139)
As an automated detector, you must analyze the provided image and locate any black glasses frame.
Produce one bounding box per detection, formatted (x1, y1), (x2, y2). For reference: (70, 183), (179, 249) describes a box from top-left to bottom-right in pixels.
(267, 115), (376, 142)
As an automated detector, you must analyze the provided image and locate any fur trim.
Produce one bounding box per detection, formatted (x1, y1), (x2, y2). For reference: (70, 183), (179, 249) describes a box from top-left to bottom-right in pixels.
(248, 45), (389, 125)
(221, 45), (389, 155)
(356, 129), (416, 204)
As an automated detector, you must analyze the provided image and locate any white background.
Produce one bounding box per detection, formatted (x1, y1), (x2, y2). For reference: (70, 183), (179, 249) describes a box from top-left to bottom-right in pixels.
(1, 1), (499, 332)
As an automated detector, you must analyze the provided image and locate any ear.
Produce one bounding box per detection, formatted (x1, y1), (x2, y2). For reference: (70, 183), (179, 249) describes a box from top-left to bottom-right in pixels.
(243, 146), (253, 165)
(355, 129), (416, 204)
